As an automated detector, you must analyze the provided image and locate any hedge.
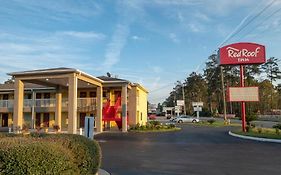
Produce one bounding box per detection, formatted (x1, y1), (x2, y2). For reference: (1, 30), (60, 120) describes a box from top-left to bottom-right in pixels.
(0, 134), (101, 175)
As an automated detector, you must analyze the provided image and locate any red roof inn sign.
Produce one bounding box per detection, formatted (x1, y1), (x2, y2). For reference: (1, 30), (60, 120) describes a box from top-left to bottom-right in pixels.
(219, 42), (266, 132)
(219, 42), (266, 65)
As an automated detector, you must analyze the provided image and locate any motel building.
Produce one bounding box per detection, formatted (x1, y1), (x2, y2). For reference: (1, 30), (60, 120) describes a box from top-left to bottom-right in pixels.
(0, 68), (148, 134)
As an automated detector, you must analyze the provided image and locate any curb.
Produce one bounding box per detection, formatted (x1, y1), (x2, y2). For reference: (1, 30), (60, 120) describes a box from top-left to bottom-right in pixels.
(97, 168), (110, 175)
(228, 131), (281, 144)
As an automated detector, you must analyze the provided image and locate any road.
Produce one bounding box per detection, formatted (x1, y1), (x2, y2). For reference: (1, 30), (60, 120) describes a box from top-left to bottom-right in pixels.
(95, 124), (281, 175)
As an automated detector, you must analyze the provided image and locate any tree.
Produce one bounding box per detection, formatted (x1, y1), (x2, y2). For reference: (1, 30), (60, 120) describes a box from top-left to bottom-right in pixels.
(261, 57), (281, 109)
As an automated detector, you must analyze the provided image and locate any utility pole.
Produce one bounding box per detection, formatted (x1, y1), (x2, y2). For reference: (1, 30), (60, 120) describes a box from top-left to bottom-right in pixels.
(220, 66), (227, 123)
(182, 82), (186, 115)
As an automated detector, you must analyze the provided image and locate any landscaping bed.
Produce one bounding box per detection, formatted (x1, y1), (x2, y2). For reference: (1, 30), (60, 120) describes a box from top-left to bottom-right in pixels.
(194, 119), (240, 127)
(0, 133), (101, 175)
(129, 121), (181, 133)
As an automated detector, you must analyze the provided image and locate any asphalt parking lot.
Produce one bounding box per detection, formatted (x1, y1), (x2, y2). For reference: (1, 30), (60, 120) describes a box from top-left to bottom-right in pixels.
(95, 124), (281, 175)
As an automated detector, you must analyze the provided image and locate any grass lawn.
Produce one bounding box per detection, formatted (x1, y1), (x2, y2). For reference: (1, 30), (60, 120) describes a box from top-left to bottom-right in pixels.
(233, 128), (281, 140)
(193, 120), (240, 127)
(129, 127), (181, 133)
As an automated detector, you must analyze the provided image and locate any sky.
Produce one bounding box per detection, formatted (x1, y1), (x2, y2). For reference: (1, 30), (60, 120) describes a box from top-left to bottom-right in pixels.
(0, 0), (281, 104)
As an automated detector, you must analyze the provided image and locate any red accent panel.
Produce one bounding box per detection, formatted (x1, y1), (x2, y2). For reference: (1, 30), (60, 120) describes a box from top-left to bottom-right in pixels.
(219, 42), (266, 65)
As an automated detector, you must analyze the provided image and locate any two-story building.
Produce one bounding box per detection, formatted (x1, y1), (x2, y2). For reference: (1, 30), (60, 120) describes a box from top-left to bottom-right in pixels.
(0, 68), (148, 133)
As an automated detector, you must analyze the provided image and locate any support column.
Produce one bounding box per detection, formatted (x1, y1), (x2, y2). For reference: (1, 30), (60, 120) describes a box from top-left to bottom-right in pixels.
(122, 85), (128, 132)
(96, 86), (103, 133)
(31, 90), (35, 129)
(55, 92), (62, 130)
(68, 74), (77, 134)
(13, 78), (24, 131)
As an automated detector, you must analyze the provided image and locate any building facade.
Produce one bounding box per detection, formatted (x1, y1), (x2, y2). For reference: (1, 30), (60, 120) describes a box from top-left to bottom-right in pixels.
(0, 68), (148, 133)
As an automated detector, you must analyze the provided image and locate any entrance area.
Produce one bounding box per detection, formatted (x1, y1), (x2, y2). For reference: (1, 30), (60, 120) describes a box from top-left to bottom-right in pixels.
(79, 113), (86, 128)
(1, 113), (8, 127)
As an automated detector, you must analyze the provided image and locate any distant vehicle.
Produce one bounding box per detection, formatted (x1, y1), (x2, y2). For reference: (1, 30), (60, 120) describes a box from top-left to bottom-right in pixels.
(172, 115), (199, 123)
(148, 114), (156, 120)
(156, 112), (165, 116)
(166, 115), (172, 119)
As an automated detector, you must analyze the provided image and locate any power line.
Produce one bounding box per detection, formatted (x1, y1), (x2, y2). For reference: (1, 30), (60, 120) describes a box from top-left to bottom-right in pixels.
(237, 5), (281, 41)
(219, 0), (277, 47)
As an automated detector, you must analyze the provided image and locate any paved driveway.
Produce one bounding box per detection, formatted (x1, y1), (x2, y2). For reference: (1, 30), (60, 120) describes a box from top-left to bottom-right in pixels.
(95, 125), (281, 175)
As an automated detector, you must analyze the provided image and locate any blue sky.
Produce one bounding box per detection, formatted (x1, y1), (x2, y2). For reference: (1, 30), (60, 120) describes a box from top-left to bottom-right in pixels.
(0, 0), (281, 104)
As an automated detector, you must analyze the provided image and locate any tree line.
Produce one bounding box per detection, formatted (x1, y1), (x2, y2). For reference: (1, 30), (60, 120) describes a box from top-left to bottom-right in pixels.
(162, 55), (281, 117)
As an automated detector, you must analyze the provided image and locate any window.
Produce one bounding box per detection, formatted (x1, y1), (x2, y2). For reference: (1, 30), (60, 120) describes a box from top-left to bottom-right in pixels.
(80, 92), (87, 98)
(44, 93), (50, 99)
(36, 93), (42, 99)
(141, 112), (142, 121)
(90, 91), (96, 97)
(3, 94), (9, 100)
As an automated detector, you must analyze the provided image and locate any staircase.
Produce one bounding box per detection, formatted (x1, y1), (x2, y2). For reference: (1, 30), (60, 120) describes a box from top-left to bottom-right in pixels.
(102, 97), (122, 129)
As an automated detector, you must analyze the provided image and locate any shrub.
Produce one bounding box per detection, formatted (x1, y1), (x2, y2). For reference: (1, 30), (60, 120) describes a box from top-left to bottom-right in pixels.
(275, 128), (280, 135)
(149, 120), (160, 126)
(257, 127), (262, 134)
(246, 112), (257, 125)
(0, 134), (101, 175)
(207, 119), (216, 124)
(272, 123), (281, 130)
(0, 140), (78, 174)
(40, 134), (101, 174)
(245, 125), (250, 132)
(167, 123), (176, 129)
(155, 125), (161, 130)
(53, 124), (60, 132)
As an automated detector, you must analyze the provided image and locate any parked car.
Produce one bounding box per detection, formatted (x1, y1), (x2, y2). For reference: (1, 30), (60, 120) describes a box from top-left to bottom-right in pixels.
(166, 115), (172, 119)
(172, 115), (199, 123)
(148, 114), (156, 120)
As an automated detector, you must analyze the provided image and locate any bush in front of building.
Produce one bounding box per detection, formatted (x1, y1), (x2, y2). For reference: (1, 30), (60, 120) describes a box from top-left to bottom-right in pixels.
(38, 134), (102, 175)
(0, 138), (78, 174)
(130, 121), (177, 131)
(0, 133), (102, 175)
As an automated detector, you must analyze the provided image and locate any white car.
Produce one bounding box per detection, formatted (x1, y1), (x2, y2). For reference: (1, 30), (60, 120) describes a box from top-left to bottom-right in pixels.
(172, 115), (199, 123)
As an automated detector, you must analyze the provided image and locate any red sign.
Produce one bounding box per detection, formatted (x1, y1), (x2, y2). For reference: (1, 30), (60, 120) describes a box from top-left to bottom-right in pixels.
(219, 42), (266, 65)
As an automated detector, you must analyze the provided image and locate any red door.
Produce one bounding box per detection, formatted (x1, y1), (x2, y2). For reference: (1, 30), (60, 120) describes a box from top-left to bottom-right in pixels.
(36, 113), (41, 127)
(43, 113), (49, 127)
(2, 113), (8, 127)
(80, 113), (86, 128)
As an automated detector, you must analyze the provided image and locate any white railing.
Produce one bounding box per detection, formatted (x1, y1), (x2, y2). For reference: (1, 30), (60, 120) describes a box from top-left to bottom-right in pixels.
(0, 100), (14, 108)
(35, 99), (56, 107)
(77, 98), (96, 108)
(24, 99), (33, 107)
(0, 98), (97, 108)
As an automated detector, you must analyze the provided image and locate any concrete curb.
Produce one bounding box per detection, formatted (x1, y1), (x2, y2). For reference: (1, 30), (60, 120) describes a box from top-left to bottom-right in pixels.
(228, 131), (281, 144)
(97, 168), (110, 175)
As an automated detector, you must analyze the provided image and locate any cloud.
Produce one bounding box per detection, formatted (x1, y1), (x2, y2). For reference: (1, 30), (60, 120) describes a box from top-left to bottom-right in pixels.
(131, 35), (146, 41)
(152, 0), (202, 6)
(169, 33), (180, 43)
(102, 24), (130, 70)
(194, 12), (211, 22)
(57, 31), (106, 40)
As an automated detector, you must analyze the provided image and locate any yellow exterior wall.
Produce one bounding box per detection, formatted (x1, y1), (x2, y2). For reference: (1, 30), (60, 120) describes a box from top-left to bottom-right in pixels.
(128, 85), (148, 126)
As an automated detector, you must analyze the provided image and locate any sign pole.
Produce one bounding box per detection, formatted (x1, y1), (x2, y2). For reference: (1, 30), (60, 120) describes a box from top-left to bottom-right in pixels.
(240, 65), (246, 132)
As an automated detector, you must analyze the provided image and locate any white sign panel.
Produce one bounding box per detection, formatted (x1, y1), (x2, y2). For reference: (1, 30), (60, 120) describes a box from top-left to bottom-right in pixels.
(177, 100), (185, 106)
(193, 107), (202, 112)
(228, 87), (259, 102)
(192, 102), (203, 107)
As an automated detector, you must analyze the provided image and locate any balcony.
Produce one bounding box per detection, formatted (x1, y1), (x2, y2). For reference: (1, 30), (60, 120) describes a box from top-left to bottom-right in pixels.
(0, 100), (14, 108)
(0, 98), (97, 111)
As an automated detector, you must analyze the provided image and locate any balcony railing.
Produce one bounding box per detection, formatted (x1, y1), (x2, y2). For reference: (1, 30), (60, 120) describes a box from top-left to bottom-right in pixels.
(77, 98), (96, 108)
(0, 100), (14, 108)
(0, 98), (97, 109)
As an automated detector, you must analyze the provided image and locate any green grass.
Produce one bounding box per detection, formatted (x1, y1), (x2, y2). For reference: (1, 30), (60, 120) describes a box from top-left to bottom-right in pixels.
(193, 121), (240, 127)
(233, 128), (281, 140)
(129, 127), (181, 133)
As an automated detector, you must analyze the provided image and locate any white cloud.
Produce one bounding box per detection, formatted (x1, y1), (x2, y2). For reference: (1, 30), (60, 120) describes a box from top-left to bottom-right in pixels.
(169, 33), (180, 43)
(102, 24), (130, 70)
(152, 0), (202, 6)
(188, 23), (201, 33)
(131, 35), (146, 41)
(194, 12), (211, 22)
(57, 31), (106, 40)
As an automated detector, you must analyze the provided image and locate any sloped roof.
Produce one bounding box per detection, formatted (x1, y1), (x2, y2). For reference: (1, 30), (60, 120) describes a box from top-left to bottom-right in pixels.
(97, 76), (129, 83)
